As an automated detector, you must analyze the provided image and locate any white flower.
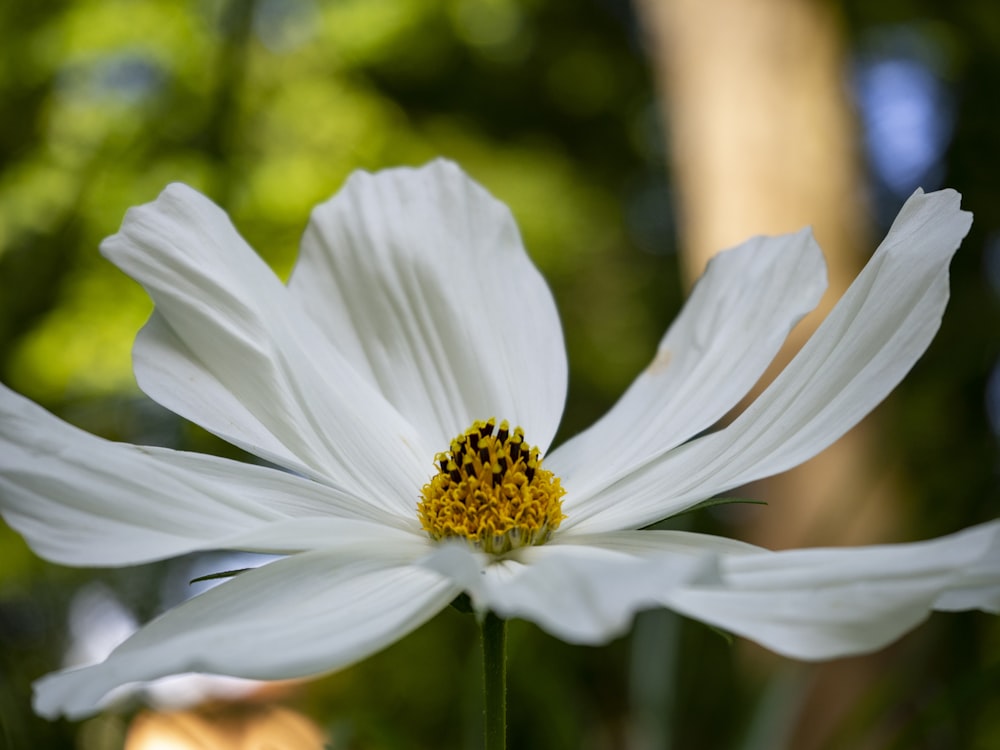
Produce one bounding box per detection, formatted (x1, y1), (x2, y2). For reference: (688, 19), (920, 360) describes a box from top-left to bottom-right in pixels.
(1, 161), (997, 720)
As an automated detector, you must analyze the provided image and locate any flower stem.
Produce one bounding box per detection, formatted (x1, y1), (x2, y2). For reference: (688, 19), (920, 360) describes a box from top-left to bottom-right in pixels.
(481, 611), (507, 750)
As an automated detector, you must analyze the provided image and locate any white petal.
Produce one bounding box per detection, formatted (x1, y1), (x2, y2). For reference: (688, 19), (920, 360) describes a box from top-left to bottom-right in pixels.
(133, 314), (313, 479)
(550, 228), (825, 499)
(288, 160), (568, 453)
(569, 188), (972, 532)
(0, 384), (411, 566)
(665, 520), (1000, 660)
(558, 528), (762, 556)
(221, 516), (426, 553)
(105, 183), (429, 510)
(33, 550), (458, 719)
(932, 529), (1000, 613)
(420, 531), (725, 644)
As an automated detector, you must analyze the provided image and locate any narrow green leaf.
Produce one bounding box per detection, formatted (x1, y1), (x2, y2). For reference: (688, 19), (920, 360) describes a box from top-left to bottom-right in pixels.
(706, 624), (735, 646)
(673, 496), (767, 518)
(189, 567), (252, 585)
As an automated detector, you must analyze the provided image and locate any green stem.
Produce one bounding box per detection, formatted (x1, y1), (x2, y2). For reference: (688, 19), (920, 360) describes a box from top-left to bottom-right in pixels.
(481, 612), (507, 750)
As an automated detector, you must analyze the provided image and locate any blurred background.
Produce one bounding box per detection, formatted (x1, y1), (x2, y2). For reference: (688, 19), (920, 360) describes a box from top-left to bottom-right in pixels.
(0, 0), (998, 748)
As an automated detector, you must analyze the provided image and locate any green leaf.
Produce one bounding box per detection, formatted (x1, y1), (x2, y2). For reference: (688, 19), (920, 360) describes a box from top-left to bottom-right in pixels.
(189, 567), (252, 585)
(706, 624), (735, 646)
(672, 496), (767, 518)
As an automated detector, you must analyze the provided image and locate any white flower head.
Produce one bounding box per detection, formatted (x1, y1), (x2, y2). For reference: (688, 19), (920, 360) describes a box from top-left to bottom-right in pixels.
(1, 161), (997, 720)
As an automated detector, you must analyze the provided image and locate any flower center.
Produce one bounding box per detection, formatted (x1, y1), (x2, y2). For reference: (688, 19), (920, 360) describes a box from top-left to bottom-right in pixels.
(417, 418), (566, 555)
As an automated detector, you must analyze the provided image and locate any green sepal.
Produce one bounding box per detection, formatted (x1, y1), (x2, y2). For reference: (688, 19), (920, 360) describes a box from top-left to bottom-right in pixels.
(450, 592), (475, 614)
(189, 567), (252, 585)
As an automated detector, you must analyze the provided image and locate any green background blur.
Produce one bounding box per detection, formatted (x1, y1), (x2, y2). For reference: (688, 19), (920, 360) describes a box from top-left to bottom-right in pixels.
(0, 0), (998, 748)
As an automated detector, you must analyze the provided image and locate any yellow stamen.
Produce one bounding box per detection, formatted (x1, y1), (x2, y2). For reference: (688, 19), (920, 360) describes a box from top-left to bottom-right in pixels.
(417, 418), (566, 555)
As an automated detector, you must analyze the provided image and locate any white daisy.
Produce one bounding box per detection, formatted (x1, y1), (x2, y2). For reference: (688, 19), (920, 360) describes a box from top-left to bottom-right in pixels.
(1, 160), (996, 720)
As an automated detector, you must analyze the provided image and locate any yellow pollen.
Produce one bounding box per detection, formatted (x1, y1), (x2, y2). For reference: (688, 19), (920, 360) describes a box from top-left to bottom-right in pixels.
(417, 418), (566, 555)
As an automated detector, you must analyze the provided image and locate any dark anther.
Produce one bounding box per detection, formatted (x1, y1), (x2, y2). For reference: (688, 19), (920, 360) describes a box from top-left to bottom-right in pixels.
(497, 456), (508, 474)
(526, 465), (536, 482)
(507, 435), (521, 463)
(479, 446), (490, 464)
(508, 441), (521, 462)
(497, 421), (509, 443)
(480, 418), (495, 438)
